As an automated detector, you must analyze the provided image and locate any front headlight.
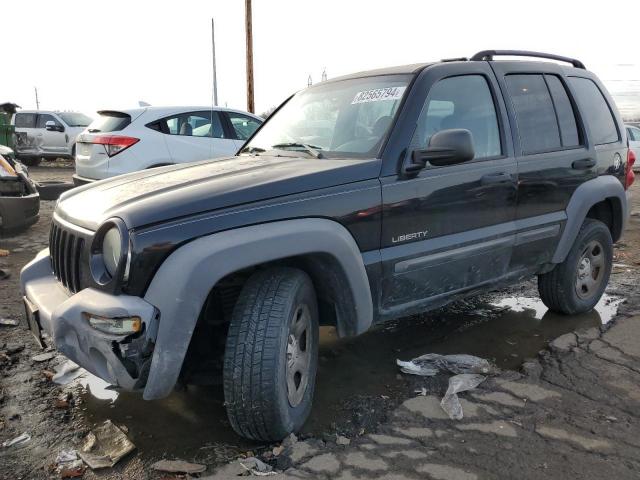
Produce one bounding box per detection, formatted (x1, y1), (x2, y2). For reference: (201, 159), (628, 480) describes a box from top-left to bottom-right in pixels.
(91, 218), (130, 286)
(102, 227), (122, 277)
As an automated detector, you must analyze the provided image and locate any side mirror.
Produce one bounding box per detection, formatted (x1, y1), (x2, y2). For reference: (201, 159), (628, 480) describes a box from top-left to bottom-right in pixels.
(403, 129), (475, 175)
(45, 120), (64, 132)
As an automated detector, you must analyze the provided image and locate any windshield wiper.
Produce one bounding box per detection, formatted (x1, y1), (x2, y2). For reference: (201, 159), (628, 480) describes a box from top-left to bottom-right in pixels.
(271, 142), (324, 159)
(88, 128), (101, 133)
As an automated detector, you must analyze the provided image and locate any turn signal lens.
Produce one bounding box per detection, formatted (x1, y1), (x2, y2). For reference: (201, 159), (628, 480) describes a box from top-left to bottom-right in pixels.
(84, 313), (142, 335)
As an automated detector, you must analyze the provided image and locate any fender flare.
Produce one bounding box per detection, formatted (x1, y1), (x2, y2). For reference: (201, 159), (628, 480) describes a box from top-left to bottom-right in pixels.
(552, 175), (627, 263)
(142, 218), (373, 400)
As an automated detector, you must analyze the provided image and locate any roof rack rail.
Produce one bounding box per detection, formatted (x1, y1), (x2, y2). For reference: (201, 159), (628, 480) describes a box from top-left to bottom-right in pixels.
(470, 50), (586, 69)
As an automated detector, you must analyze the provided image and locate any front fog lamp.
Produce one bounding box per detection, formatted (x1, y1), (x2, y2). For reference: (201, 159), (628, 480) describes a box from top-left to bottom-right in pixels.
(84, 313), (142, 335)
(102, 227), (122, 277)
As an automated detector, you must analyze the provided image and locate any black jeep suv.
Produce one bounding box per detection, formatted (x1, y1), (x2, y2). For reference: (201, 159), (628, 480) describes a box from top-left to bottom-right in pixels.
(21, 50), (634, 441)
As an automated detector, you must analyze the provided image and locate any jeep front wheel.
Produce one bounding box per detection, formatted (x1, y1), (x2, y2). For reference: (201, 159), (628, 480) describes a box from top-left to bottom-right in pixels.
(538, 218), (613, 315)
(223, 267), (319, 441)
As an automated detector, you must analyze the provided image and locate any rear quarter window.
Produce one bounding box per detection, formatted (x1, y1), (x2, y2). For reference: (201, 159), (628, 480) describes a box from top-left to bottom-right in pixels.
(568, 77), (619, 145)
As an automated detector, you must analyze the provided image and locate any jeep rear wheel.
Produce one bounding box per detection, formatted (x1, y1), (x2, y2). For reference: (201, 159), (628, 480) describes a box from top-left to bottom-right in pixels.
(538, 219), (613, 315)
(223, 267), (319, 441)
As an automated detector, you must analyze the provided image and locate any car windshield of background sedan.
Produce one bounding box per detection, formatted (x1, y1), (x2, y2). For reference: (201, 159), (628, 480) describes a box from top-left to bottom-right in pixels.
(241, 74), (411, 158)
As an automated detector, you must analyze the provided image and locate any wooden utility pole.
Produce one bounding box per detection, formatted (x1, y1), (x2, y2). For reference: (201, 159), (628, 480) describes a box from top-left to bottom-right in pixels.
(245, 0), (254, 113)
(34, 87), (40, 110)
(211, 18), (218, 107)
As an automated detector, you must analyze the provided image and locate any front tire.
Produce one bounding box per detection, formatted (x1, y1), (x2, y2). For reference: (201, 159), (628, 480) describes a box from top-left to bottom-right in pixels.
(538, 219), (612, 315)
(223, 267), (319, 441)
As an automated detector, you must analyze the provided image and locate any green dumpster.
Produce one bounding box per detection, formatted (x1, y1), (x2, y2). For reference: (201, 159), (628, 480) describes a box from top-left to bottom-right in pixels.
(0, 102), (19, 149)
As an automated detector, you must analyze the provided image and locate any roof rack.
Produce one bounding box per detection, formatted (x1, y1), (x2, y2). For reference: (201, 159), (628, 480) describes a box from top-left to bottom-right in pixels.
(470, 50), (586, 69)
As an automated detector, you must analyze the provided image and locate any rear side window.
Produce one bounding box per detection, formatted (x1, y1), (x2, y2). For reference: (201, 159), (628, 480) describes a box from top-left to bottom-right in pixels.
(227, 112), (262, 141)
(545, 76), (580, 147)
(14, 113), (36, 128)
(87, 112), (132, 133)
(411, 75), (501, 159)
(151, 111), (226, 138)
(568, 77), (619, 145)
(627, 126), (640, 141)
(506, 74), (561, 154)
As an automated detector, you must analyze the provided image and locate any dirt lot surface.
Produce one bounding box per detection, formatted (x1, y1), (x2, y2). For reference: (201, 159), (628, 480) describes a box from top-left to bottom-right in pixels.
(1, 166), (639, 479)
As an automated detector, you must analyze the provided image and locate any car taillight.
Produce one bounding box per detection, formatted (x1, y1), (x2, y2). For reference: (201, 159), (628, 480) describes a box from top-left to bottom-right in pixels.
(91, 135), (139, 157)
(626, 149), (636, 190)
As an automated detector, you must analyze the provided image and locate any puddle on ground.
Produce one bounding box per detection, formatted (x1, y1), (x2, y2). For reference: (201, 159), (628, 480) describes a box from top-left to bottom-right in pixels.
(78, 293), (622, 457)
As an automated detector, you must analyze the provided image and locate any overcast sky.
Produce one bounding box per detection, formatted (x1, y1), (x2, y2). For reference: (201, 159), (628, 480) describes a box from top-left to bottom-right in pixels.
(4, 0), (640, 119)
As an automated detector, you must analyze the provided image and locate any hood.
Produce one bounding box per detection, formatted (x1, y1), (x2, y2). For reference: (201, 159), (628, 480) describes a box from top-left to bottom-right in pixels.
(57, 155), (381, 230)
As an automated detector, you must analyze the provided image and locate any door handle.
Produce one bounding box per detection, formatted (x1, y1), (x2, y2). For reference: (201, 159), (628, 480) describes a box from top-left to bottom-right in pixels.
(481, 172), (512, 185)
(572, 158), (596, 170)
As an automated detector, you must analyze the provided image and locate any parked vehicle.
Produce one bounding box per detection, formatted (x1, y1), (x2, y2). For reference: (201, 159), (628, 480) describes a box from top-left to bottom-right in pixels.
(626, 124), (640, 170)
(12, 110), (92, 166)
(21, 50), (633, 441)
(0, 145), (39, 232)
(73, 106), (263, 184)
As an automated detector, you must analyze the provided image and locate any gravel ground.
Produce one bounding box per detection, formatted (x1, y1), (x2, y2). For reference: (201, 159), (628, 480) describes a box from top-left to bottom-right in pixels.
(1, 166), (639, 479)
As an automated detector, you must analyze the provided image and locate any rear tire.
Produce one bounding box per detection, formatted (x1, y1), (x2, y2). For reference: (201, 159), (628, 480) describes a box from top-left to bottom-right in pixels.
(223, 267), (319, 441)
(538, 219), (612, 315)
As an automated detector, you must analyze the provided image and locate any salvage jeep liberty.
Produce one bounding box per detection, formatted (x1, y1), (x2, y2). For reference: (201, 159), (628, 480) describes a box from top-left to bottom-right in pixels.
(21, 50), (634, 441)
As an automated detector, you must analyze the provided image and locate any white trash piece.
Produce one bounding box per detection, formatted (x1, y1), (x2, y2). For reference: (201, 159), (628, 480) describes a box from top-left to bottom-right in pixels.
(397, 353), (493, 376)
(440, 374), (487, 420)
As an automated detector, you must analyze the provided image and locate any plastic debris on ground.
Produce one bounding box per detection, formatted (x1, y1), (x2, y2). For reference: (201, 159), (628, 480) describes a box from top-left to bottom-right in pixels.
(32, 351), (56, 362)
(151, 459), (207, 474)
(398, 353), (495, 419)
(0, 318), (19, 326)
(441, 374), (487, 420)
(397, 353), (493, 376)
(239, 457), (277, 476)
(52, 360), (85, 385)
(55, 450), (85, 478)
(2, 432), (31, 448)
(0, 249), (9, 257)
(78, 420), (135, 469)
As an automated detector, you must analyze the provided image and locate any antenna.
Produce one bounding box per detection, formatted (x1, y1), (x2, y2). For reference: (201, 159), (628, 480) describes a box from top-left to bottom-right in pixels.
(211, 18), (218, 107)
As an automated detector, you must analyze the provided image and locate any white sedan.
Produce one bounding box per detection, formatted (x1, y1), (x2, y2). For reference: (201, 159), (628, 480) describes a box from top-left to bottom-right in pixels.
(73, 106), (263, 184)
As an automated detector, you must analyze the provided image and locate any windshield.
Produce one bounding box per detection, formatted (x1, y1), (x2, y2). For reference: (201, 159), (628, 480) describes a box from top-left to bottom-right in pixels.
(242, 75), (411, 158)
(58, 112), (92, 127)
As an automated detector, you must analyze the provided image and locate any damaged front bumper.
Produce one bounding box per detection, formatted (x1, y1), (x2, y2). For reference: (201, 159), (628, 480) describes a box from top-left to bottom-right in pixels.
(20, 249), (159, 390)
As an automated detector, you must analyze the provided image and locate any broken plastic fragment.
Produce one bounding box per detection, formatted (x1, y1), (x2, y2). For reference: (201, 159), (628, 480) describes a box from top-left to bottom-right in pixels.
(440, 374), (486, 420)
(151, 459), (207, 474)
(239, 457), (277, 476)
(78, 420), (135, 469)
(397, 353), (493, 376)
(2, 432), (31, 448)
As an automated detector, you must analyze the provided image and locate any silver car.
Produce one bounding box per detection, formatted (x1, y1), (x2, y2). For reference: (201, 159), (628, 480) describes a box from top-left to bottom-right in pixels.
(12, 110), (92, 166)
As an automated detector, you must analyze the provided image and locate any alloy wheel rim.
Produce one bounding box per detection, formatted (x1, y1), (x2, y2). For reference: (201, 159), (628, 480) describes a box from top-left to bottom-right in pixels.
(575, 240), (605, 300)
(286, 304), (311, 407)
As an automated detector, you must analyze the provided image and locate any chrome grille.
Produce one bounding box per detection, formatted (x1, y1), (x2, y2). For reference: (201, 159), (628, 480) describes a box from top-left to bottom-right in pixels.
(49, 221), (85, 293)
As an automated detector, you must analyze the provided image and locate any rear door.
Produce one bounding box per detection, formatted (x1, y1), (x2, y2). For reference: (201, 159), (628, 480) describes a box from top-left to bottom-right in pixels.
(36, 113), (67, 154)
(378, 62), (518, 319)
(491, 62), (594, 271)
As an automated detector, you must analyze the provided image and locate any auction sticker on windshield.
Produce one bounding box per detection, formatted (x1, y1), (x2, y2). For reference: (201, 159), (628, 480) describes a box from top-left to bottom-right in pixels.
(351, 86), (406, 104)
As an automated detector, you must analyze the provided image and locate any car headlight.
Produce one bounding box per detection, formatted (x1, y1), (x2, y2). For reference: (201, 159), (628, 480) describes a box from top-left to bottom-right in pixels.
(102, 227), (122, 277)
(91, 218), (131, 286)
